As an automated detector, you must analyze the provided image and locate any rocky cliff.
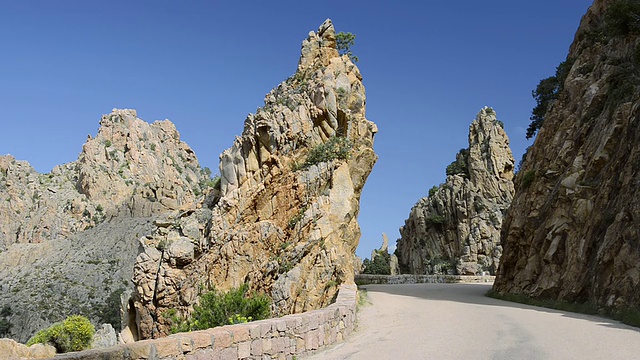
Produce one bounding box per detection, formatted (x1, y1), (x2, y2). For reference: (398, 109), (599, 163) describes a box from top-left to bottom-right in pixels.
(493, 0), (640, 310)
(396, 108), (514, 275)
(128, 19), (377, 340)
(0, 109), (208, 341)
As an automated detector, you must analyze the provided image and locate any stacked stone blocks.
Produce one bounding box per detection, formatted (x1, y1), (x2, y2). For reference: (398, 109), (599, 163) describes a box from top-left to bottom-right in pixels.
(53, 284), (357, 360)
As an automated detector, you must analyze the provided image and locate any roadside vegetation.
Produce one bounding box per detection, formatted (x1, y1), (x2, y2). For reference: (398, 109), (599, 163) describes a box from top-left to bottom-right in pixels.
(165, 284), (271, 333)
(361, 249), (391, 275)
(26, 315), (95, 353)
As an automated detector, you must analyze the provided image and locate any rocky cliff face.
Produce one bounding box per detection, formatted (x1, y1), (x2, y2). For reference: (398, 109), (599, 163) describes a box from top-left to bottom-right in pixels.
(396, 108), (514, 275)
(129, 19), (377, 340)
(0, 109), (207, 341)
(493, 0), (640, 310)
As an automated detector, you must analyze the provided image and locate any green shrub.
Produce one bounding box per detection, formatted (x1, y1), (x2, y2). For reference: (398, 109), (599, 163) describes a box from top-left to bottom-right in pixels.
(428, 186), (439, 198)
(168, 284), (271, 333)
(605, 0), (640, 36)
(362, 250), (391, 275)
(425, 214), (447, 225)
(201, 175), (221, 190)
(445, 148), (469, 178)
(0, 305), (11, 337)
(336, 31), (358, 62)
(298, 136), (352, 170)
(606, 63), (639, 109)
(27, 315), (95, 353)
(521, 170), (536, 189)
(95, 288), (125, 330)
(527, 59), (574, 139)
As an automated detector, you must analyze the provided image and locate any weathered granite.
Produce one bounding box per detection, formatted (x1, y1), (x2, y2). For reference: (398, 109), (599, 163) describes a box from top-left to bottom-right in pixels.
(494, 0), (640, 310)
(129, 19), (377, 340)
(396, 107), (514, 275)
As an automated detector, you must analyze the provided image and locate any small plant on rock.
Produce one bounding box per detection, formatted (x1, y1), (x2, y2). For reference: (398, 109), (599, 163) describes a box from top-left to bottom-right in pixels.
(297, 136), (352, 170)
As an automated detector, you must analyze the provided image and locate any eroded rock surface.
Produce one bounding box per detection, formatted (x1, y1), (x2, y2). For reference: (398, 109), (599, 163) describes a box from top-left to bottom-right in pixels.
(130, 19), (377, 339)
(494, 0), (640, 310)
(396, 108), (514, 275)
(0, 109), (207, 341)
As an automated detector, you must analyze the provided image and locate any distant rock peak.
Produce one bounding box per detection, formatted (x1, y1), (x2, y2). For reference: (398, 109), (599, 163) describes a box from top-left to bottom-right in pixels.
(396, 107), (514, 276)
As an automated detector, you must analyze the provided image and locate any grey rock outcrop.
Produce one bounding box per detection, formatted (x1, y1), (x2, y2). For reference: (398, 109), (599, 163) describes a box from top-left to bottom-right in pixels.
(91, 324), (118, 349)
(0, 110), (208, 342)
(396, 108), (514, 275)
(129, 18), (377, 339)
(494, 0), (640, 311)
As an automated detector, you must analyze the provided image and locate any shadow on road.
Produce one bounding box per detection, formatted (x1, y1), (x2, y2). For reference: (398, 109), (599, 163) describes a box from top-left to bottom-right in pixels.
(359, 283), (640, 333)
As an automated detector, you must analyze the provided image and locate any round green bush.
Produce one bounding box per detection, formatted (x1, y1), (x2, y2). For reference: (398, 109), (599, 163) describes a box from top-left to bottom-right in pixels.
(26, 315), (95, 353)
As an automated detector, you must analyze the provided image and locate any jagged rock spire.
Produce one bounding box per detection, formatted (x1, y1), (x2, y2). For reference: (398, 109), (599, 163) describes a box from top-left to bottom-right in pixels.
(396, 107), (514, 275)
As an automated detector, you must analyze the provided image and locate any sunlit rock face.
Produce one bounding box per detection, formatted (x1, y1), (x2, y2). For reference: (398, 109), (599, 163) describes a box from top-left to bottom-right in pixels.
(0, 109), (207, 342)
(129, 19), (378, 339)
(396, 108), (514, 276)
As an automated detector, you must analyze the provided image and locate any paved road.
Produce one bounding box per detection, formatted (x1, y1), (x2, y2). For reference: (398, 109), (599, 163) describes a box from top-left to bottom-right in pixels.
(302, 283), (640, 360)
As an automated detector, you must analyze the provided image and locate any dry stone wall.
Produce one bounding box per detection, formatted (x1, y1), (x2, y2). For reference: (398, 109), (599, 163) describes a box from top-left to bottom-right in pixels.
(52, 285), (357, 360)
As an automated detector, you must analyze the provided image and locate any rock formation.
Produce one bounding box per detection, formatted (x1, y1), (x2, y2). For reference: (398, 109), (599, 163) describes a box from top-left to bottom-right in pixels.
(128, 19), (377, 340)
(0, 338), (55, 359)
(396, 107), (514, 275)
(494, 0), (640, 311)
(0, 109), (208, 341)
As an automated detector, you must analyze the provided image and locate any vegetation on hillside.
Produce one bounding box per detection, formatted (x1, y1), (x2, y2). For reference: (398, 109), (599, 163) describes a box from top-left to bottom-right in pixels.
(528, 0), (640, 139)
(295, 136), (352, 170)
(445, 148), (470, 178)
(527, 60), (574, 139)
(0, 305), (12, 337)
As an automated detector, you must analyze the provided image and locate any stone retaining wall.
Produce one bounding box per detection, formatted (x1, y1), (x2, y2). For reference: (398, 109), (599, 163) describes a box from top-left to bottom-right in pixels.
(355, 274), (495, 285)
(53, 284), (357, 360)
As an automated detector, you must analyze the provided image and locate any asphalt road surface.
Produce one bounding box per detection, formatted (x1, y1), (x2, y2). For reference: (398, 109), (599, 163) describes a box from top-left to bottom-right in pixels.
(302, 283), (640, 360)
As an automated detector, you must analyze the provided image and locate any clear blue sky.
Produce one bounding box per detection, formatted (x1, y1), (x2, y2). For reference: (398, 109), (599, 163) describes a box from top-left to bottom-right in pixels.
(0, 1), (593, 259)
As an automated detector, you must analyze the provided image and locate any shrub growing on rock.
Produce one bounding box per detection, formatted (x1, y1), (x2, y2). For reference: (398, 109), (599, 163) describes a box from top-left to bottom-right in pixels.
(445, 148), (469, 178)
(168, 284), (271, 333)
(298, 136), (352, 170)
(26, 315), (95, 353)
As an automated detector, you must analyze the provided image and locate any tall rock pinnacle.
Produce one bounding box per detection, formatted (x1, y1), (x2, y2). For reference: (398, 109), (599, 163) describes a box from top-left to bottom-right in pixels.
(396, 107), (514, 275)
(129, 19), (377, 339)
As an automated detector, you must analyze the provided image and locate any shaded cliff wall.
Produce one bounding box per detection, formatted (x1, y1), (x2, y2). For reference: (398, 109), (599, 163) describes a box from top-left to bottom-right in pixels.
(494, 0), (640, 310)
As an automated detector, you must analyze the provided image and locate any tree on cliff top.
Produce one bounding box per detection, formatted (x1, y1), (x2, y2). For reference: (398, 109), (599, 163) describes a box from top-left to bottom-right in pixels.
(527, 59), (573, 139)
(336, 32), (359, 63)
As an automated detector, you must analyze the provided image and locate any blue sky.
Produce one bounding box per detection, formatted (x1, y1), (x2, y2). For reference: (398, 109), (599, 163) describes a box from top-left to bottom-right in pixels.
(0, 1), (593, 259)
